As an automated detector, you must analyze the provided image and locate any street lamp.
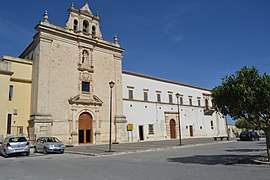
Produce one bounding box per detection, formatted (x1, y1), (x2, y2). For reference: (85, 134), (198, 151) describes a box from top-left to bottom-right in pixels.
(175, 93), (182, 146)
(108, 81), (115, 152)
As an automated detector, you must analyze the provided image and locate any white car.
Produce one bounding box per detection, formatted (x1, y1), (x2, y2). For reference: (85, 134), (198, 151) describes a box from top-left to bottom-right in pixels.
(0, 136), (30, 158)
(34, 137), (65, 154)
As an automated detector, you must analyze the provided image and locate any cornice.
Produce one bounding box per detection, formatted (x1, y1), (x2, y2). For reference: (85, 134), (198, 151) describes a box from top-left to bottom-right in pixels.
(10, 77), (32, 84)
(122, 71), (210, 92)
(123, 98), (205, 109)
(0, 70), (13, 76)
(2, 56), (33, 65)
(35, 23), (124, 53)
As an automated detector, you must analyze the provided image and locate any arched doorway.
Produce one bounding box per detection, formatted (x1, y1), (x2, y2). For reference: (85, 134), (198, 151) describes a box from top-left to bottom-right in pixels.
(170, 119), (176, 139)
(78, 112), (93, 144)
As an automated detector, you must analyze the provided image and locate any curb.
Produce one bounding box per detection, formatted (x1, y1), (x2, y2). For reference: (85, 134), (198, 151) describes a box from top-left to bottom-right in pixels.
(65, 140), (234, 157)
(65, 151), (96, 156)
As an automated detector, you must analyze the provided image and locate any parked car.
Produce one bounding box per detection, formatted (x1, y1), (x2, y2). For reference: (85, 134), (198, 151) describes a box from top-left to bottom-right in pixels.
(0, 136), (30, 158)
(240, 131), (260, 141)
(34, 137), (65, 154)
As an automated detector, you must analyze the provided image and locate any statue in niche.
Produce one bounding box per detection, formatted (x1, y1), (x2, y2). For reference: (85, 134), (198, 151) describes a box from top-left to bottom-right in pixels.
(82, 50), (89, 65)
(78, 49), (94, 72)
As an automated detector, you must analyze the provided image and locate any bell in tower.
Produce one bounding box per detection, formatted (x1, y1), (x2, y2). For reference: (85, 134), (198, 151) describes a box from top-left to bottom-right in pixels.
(65, 2), (102, 39)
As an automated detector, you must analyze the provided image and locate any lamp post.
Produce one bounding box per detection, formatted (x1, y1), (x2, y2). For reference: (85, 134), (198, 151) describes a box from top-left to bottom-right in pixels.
(175, 93), (182, 146)
(108, 81), (115, 152)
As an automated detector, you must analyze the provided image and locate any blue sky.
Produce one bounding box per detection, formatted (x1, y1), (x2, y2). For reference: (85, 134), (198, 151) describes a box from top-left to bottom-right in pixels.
(0, 0), (269, 90)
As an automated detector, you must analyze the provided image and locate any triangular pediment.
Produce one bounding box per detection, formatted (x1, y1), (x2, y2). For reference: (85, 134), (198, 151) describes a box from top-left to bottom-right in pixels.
(80, 2), (92, 15)
(69, 94), (103, 106)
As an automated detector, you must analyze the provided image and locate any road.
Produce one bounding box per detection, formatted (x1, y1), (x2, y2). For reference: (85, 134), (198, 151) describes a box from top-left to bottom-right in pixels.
(0, 140), (269, 180)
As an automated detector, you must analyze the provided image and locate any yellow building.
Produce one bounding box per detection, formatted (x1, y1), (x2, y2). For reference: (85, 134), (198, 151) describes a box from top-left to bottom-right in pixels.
(0, 56), (32, 140)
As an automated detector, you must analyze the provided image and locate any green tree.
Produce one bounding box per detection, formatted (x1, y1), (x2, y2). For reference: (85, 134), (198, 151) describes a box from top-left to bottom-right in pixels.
(211, 66), (270, 162)
(235, 118), (255, 130)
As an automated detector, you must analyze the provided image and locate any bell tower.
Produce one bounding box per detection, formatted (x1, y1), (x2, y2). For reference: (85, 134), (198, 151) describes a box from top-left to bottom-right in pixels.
(66, 2), (102, 39)
(22, 2), (127, 145)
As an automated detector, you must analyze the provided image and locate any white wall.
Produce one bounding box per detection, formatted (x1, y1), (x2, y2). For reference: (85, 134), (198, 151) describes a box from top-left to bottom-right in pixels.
(122, 72), (227, 142)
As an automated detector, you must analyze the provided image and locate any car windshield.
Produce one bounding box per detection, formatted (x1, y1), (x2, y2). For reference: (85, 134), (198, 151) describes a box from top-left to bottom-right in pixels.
(9, 137), (27, 143)
(241, 132), (250, 135)
(45, 137), (60, 143)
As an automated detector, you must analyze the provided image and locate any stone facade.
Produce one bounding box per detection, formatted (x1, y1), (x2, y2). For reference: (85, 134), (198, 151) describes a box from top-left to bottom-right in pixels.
(19, 3), (127, 145)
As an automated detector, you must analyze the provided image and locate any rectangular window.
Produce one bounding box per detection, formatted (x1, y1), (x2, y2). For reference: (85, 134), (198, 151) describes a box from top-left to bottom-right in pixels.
(198, 99), (201, 106)
(9, 85), (13, 101)
(82, 82), (90, 92)
(210, 121), (214, 129)
(180, 97), (183, 105)
(168, 94), (173, 104)
(148, 124), (154, 135)
(128, 89), (133, 100)
(189, 98), (192, 106)
(144, 91), (148, 101)
(157, 94), (161, 103)
(7, 114), (12, 134)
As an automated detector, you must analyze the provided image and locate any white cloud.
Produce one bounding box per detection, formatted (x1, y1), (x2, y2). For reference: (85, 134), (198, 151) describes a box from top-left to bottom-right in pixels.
(162, 2), (200, 43)
(163, 14), (184, 42)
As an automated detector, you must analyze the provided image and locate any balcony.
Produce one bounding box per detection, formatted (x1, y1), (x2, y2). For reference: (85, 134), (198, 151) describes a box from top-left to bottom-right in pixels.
(204, 107), (215, 116)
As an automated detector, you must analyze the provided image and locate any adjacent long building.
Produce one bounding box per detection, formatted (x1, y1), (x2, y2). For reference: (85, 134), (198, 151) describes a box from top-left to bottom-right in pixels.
(0, 3), (227, 145)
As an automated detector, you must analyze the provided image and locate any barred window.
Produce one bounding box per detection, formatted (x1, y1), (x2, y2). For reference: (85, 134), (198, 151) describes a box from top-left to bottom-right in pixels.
(148, 124), (154, 135)
(180, 97), (183, 105)
(157, 94), (161, 103)
(144, 91), (148, 101)
(189, 98), (192, 106)
(168, 94), (173, 104)
(198, 99), (201, 106)
(128, 89), (133, 100)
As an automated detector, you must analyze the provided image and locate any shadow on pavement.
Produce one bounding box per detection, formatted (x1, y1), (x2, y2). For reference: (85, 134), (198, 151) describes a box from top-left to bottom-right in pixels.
(167, 154), (265, 165)
(226, 149), (265, 152)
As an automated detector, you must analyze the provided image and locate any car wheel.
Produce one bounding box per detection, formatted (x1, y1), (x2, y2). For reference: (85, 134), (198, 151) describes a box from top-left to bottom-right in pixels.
(25, 152), (30, 156)
(3, 150), (8, 158)
(60, 151), (64, 154)
(251, 137), (255, 141)
(43, 147), (48, 154)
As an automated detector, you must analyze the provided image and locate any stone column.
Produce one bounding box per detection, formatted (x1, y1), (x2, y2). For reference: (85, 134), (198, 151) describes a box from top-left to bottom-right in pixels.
(115, 115), (128, 142)
(71, 108), (78, 145)
(31, 35), (54, 139)
(113, 54), (127, 143)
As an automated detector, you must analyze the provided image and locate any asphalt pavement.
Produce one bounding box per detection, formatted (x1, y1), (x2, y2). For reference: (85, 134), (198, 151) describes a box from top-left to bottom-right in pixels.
(65, 137), (234, 156)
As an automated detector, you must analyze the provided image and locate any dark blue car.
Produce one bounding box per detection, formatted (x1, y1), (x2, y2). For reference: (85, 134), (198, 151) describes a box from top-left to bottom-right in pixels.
(240, 131), (260, 141)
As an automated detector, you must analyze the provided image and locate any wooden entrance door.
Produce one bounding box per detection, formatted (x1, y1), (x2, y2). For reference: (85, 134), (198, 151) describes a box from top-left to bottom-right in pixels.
(189, 125), (194, 137)
(78, 112), (92, 144)
(170, 119), (176, 139)
(139, 125), (144, 141)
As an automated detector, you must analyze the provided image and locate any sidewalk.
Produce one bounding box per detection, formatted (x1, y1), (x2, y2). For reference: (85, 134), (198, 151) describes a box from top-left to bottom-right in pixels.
(65, 138), (234, 157)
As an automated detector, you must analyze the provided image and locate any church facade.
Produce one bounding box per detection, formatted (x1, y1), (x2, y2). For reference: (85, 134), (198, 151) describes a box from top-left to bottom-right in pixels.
(0, 3), (227, 145)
